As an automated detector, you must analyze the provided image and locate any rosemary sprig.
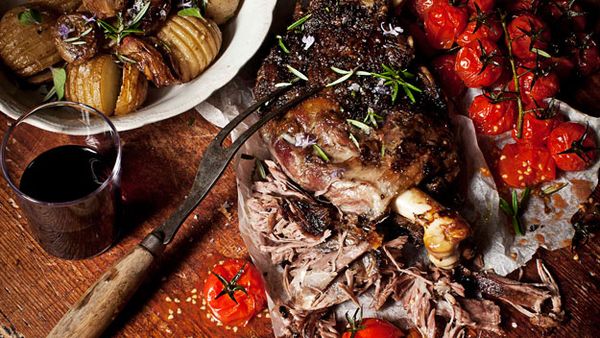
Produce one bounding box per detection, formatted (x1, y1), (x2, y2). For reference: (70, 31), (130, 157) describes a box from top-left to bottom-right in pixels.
(499, 188), (531, 236)
(97, 1), (150, 44)
(63, 26), (94, 45)
(313, 144), (330, 162)
(349, 133), (360, 149)
(347, 119), (371, 133)
(286, 64), (308, 81)
(540, 182), (568, 196)
(358, 64), (421, 103)
(326, 66), (356, 87)
(287, 13), (312, 31)
(363, 107), (383, 127)
(501, 14), (526, 138)
(276, 35), (290, 54)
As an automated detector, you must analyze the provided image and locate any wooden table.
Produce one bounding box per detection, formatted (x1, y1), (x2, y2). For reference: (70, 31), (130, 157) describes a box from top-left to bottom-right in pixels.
(0, 109), (599, 338)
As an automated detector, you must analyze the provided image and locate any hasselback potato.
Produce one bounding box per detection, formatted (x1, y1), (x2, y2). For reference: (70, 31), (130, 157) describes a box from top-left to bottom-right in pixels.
(156, 15), (222, 83)
(66, 55), (121, 115)
(115, 63), (148, 115)
(0, 6), (62, 77)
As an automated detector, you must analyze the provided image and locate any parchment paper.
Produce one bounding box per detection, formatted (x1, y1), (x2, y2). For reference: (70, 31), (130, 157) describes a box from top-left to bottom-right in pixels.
(196, 79), (599, 331)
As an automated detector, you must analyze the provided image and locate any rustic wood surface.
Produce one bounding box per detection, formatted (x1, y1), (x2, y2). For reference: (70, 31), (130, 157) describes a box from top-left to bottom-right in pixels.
(0, 109), (599, 338)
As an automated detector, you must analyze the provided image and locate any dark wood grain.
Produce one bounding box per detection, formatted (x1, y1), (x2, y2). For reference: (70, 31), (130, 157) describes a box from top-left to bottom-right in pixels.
(0, 109), (598, 338)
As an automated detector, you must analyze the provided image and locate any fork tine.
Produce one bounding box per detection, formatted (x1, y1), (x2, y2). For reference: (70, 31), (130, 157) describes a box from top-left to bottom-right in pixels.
(213, 84), (296, 145)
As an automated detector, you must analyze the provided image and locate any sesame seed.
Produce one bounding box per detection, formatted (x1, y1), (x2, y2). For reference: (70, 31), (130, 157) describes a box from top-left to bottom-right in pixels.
(233, 327), (238, 333)
(174, 298), (180, 303)
(192, 300), (197, 304)
(206, 313), (211, 319)
(191, 288), (197, 294)
(167, 314), (174, 320)
(522, 162), (527, 167)
(192, 294), (198, 299)
(200, 306), (206, 310)
(165, 296), (172, 302)
(511, 322), (518, 328)
(186, 297), (192, 302)
(177, 308), (182, 314)
(500, 155), (507, 160)
(541, 175), (546, 180)
(168, 309), (174, 314)
(518, 175), (524, 180)
(501, 174), (508, 179)
(226, 326), (231, 330)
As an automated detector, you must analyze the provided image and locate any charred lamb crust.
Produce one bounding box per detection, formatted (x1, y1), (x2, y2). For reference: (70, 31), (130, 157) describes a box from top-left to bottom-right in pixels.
(255, 0), (460, 220)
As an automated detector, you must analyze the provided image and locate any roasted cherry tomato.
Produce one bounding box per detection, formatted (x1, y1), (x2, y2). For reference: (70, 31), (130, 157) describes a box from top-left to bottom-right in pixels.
(547, 56), (575, 79)
(548, 122), (598, 171)
(203, 259), (267, 326)
(468, 92), (516, 135)
(342, 317), (405, 338)
(508, 0), (539, 11)
(424, 2), (468, 49)
(509, 63), (560, 108)
(455, 39), (504, 87)
(498, 143), (556, 188)
(467, 0), (495, 13)
(508, 14), (551, 61)
(431, 53), (466, 98)
(456, 16), (502, 46)
(573, 34), (600, 77)
(544, 0), (586, 32)
(413, 0), (443, 18)
(512, 113), (562, 146)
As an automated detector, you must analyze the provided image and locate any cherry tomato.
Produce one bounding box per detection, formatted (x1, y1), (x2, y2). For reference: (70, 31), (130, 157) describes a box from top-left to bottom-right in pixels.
(498, 143), (556, 188)
(508, 0), (539, 11)
(467, 0), (495, 13)
(342, 318), (405, 338)
(547, 122), (597, 171)
(203, 259), (267, 326)
(507, 14), (551, 61)
(512, 113), (562, 146)
(573, 34), (600, 77)
(509, 63), (559, 108)
(431, 53), (466, 98)
(413, 0), (443, 18)
(544, 0), (586, 31)
(456, 17), (502, 47)
(455, 39), (504, 87)
(468, 92), (516, 135)
(547, 56), (575, 79)
(424, 2), (468, 49)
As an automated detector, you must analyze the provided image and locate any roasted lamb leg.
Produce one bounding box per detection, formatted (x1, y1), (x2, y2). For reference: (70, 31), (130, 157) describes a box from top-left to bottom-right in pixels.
(255, 0), (469, 268)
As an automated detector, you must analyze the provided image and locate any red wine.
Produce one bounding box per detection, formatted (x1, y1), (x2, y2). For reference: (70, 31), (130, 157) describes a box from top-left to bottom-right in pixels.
(20, 145), (109, 203)
(17, 145), (118, 259)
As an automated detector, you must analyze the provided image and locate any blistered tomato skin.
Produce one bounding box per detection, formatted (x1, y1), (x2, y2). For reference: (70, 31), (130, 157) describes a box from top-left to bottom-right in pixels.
(431, 53), (466, 98)
(509, 65), (560, 108)
(455, 39), (504, 88)
(508, 14), (551, 61)
(548, 122), (598, 171)
(498, 143), (556, 188)
(424, 3), (468, 49)
(512, 114), (562, 147)
(341, 318), (405, 338)
(456, 19), (502, 47)
(468, 93), (517, 135)
(202, 259), (267, 327)
(467, 0), (495, 13)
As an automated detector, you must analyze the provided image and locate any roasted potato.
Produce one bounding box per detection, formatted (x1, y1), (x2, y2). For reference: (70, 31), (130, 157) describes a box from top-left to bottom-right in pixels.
(156, 15), (222, 83)
(0, 6), (62, 77)
(82, 0), (125, 19)
(53, 13), (98, 65)
(66, 55), (121, 115)
(28, 0), (83, 13)
(205, 0), (240, 25)
(115, 63), (148, 115)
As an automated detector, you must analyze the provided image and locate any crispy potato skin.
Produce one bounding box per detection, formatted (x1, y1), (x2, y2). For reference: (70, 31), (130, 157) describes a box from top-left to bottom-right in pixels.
(117, 36), (179, 87)
(66, 55), (121, 115)
(53, 14), (98, 65)
(0, 6), (62, 77)
(115, 63), (148, 115)
(156, 15), (222, 83)
(28, 0), (83, 13)
(205, 0), (240, 25)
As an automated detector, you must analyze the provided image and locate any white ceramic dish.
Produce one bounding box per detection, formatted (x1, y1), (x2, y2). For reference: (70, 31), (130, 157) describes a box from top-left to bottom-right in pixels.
(0, 0), (277, 134)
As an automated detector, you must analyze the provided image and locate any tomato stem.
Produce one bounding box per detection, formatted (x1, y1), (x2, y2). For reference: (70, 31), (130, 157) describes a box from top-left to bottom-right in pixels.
(501, 14), (525, 138)
(213, 263), (248, 304)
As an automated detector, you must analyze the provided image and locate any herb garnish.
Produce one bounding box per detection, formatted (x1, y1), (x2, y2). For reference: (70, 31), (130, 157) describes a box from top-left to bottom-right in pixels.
(540, 182), (568, 196)
(287, 13), (312, 31)
(178, 0), (207, 18)
(364, 107), (383, 127)
(276, 35), (290, 54)
(313, 144), (330, 162)
(18, 9), (42, 26)
(326, 66), (355, 87)
(63, 26), (94, 46)
(358, 64), (421, 103)
(43, 67), (66, 102)
(286, 64), (308, 81)
(349, 133), (360, 149)
(213, 263), (248, 304)
(499, 188), (531, 236)
(97, 1), (150, 44)
(347, 119), (371, 134)
(255, 159), (267, 180)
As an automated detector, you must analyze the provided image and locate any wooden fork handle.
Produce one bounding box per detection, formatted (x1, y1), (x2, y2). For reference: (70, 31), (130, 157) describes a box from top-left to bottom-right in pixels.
(47, 235), (163, 338)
